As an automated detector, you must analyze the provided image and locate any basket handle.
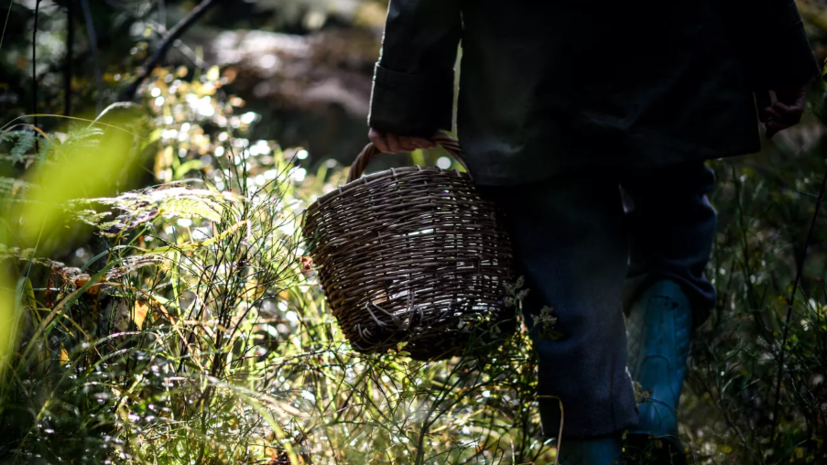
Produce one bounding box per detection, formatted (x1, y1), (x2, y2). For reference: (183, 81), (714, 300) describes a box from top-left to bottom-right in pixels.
(347, 132), (471, 183)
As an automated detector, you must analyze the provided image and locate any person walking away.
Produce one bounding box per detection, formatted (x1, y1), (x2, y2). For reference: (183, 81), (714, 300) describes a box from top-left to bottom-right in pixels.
(366, 1), (820, 464)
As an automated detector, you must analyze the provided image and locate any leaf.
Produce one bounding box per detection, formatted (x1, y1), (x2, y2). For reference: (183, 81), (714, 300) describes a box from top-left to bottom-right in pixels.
(140, 220), (248, 255)
(245, 278), (266, 301)
(0, 176), (32, 197)
(160, 195), (224, 222)
(21, 277), (36, 309)
(133, 300), (150, 330)
(14, 277), (36, 312)
(68, 187), (240, 236)
(174, 159), (204, 178)
(206, 66), (221, 82)
(34, 136), (53, 166)
(10, 130), (36, 164)
(59, 345), (69, 364)
(16, 123), (140, 245)
(0, 268), (18, 373)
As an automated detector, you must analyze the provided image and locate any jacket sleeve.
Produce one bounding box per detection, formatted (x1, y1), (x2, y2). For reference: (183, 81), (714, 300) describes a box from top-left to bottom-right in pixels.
(368, 0), (462, 137)
(714, 0), (821, 89)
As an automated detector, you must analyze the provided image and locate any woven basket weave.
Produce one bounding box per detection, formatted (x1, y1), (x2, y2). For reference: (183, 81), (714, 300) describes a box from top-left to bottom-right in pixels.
(302, 134), (515, 360)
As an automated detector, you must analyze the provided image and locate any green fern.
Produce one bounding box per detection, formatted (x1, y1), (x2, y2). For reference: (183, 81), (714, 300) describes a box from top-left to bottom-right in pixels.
(71, 187), (241, 235)
(0, 176), (31, 196)
(59, 126), (104, 147)
(7, 130), (37, 164)
(34, 136), (53, 166)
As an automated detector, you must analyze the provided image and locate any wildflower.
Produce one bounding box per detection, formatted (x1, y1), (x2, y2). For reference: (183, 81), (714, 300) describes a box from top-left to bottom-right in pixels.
(300, 256), (313, 276)
(531, 305), (563, 341)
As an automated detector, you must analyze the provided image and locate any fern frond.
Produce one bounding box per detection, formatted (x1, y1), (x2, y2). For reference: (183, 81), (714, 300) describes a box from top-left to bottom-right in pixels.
(70, 187), (242, 234)
(10, 130), (36, 164)
(0, 176), (32, 197)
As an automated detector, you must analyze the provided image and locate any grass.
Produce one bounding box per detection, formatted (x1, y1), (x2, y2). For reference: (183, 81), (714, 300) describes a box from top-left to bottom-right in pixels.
(0, 70), (552, 464)
(0, 68), (825, 465)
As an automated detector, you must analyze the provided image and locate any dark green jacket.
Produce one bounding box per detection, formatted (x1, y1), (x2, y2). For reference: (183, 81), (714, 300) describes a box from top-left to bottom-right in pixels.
(368, 1), (821, 185)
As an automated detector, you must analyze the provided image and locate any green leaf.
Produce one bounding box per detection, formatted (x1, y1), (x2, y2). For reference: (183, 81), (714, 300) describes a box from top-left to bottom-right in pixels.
(10, 131), (36, 164)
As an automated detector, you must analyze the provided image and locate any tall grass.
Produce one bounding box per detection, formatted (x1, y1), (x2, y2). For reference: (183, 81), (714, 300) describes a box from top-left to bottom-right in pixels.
(0, 69), (553, 464)
(2, 66), (827, 464)
(678, 82), (827, 464)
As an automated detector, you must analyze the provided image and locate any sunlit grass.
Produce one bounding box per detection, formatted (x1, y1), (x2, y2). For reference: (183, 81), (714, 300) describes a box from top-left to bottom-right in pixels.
(1, 67), (825, 465)
(0, 72), (552, 464)
(0, 267), (16, 384)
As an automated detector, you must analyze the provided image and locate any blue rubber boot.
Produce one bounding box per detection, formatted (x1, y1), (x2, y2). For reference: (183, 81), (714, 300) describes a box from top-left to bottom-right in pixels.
(626, 280), (692, 463)
(557, 434), (622, 465)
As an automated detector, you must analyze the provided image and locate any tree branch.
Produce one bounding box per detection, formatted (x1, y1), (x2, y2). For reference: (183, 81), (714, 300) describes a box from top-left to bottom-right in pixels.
(64, 0), (74, 117)
(33, 0), (41, 152)
(120, 0), (220, 101)
(104, 0), (209, 69)
(40, 0), (204, 82)
(79, 0), (102, 114)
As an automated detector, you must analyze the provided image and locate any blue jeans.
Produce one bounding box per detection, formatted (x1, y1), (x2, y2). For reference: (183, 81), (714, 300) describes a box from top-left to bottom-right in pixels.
(478, 162), (717, 438)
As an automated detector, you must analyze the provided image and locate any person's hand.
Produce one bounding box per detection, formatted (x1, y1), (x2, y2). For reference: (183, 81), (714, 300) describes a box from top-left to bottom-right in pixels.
(757, 83), (810, 138)
(368, 128), (435, 153)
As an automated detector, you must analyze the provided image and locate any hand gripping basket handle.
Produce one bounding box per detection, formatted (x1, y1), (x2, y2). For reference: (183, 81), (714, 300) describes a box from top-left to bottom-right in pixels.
(347, 132), (471, 183)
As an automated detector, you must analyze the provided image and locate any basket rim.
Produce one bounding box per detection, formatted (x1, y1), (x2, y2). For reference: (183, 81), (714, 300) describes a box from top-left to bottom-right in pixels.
(309, 165), (473, 210)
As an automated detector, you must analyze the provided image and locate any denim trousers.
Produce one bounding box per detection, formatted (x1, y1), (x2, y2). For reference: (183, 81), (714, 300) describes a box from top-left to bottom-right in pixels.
(478, 161), (717, 439)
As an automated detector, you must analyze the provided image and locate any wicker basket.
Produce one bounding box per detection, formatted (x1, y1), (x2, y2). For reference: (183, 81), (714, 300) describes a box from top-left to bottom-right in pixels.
(301, 133), (515, 360)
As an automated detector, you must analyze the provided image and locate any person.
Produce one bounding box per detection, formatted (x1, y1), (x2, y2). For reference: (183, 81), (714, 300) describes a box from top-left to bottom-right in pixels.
(365, 1), (820, 464)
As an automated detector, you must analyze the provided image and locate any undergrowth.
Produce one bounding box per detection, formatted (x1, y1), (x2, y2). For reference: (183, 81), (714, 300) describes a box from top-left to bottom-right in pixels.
(0, 67), (826, 465)
(0, 68), (551, 465)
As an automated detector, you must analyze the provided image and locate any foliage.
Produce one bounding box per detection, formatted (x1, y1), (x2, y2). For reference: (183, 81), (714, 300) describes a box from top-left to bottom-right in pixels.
(0, 70), (554, 465)
(2, 65), (827, 465)
(676, 83), (827, 465)
(2, 0), (827, 463)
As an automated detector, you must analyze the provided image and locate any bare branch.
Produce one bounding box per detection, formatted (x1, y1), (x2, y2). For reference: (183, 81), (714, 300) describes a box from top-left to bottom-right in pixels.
(120, 0), (220, 101)
(64, 0), (74, 116)
(80, 0), (103, 114)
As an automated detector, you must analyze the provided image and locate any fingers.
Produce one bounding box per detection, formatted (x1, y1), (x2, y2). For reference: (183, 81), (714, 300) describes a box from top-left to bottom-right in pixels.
(764, 101), (804, 138)
(774, 101), (804, 119)
(368, 128), (435, 153)
(368, 128), (390, 153)
(386, 133), (407, 152)
(762, 84), (808, 138)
